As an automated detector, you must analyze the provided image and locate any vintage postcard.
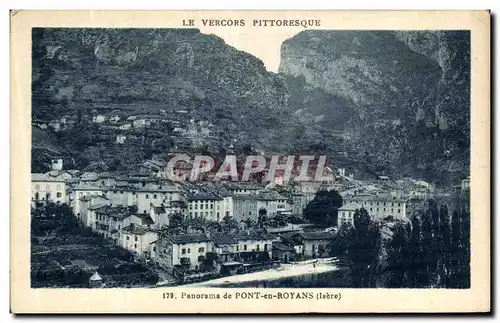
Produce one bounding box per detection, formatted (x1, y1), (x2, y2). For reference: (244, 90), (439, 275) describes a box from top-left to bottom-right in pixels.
(10, 10), (490, 313)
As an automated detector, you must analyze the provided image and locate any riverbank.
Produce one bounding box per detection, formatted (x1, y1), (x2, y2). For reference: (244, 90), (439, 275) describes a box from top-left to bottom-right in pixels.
(181, 259), (340, 287)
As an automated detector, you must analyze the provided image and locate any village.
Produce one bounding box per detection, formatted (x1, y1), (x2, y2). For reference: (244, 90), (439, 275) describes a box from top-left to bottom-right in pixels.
(30, 151), (470, 288)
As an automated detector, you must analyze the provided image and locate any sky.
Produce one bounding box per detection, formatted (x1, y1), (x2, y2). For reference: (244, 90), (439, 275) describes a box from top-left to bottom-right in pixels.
(196, 27), (301, 73)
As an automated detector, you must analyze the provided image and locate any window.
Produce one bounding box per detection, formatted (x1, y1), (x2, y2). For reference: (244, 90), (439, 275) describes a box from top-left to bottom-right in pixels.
(398, 203), (401, 206)
(398, 209), (401, 213)
(153, 247), (156, 252)
(146, 194), (149, 199)
(35, 184), (40, 190)
(154, 194), (157, 199)
(57, 192), (62, 198)
(370, 208), (373, 211)
(236, 246), (239, 252)
(244, 245), (247, 251)
(194, 212), (198, 217)
(120, 191), (124, 194)
(264, 244), (268, 251)
(134, 244), (137, 249)
(383, 208), (386, 212)
(210, 204), (213, 209)
(135, 237), (138, 241)
(187, 248), (191, 253)
(182, 248), (186, 255)
(256, 245), (260, 252)
(199, 247), (204, 253)
(200, 204), (204, 209)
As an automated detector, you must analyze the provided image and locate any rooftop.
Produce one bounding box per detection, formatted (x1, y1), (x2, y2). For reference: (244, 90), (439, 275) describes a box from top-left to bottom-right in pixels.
(122, 225), (155, 235)
(273, 243), (295, 252)
(211, 233), (238, 245)
(339, 202), (362, 211)
(169, 234), (210, 244)
(300, 231), (334, 241)
(31, 173), (66, 182)
(188, 193), (222, 201)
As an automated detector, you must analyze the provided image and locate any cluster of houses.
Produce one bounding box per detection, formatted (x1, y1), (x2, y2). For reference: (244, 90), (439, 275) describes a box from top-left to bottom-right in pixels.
(33, 109), (216, 150)
(31, 156), (465, 282)
(30, 158), (342, 281)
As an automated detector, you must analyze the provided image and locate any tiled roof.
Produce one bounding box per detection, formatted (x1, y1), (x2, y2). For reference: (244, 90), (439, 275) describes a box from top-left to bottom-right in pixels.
(169, 234), (210, 244)
(122, 225), (155, 235)
(339, 202), (362, 211)
(299, 231), (334, 241)
(187, 193), (222, 201)
(31, 173), (66, 182)
(211, 233), (238, 245)
(273, 243), (295, 252)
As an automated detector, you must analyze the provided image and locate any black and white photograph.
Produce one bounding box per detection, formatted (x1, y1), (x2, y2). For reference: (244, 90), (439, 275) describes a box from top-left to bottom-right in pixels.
(29, 27), (472, 290)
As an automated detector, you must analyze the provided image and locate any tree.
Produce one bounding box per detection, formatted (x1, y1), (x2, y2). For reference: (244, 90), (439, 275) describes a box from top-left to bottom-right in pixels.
(258, 208), (268, 227)
(407, 215), (423, 287)
(169, 212), (183, 228)
(437, 204), (451, 286)
(304, 189), (343, 227)
(330, 224), (353, 256)
(347, 207), (380, 287)
(420, 209), (434, 287)
(385, 222), (410, 288)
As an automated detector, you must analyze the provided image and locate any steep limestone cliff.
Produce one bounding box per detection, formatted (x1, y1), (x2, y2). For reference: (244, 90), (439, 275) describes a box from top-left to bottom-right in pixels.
(279, 30), (470, 183)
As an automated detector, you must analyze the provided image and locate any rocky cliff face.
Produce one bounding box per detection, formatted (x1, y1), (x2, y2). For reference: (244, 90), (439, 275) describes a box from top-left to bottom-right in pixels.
(32, 28), (295, 170)
(279, 30), (470, 183)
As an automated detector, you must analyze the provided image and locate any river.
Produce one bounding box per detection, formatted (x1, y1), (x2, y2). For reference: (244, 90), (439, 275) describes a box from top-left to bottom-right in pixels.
(214, 267), (351, 288)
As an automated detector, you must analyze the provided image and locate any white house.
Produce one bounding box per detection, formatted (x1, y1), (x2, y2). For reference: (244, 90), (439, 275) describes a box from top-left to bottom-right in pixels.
(93, 114), (107, 123)
(338, 202), (362, 228)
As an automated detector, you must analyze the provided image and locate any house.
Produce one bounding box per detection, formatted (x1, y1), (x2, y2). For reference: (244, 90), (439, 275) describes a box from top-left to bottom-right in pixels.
(235, 231), (273, 263)
(136, 184), (183, 214)
(461, 176), (470, 193)
(119, 123), (132, 130)
(338, 202), (361, 228)
(48, 120), (61, 131)
(148, 204), (169, 229)
(280, 232), (304, 256)
(299, 231), (334, 258)
(93, 205), (139, 242)
(272, 243), (296, 262)
(211, 233), (239, 263)
(256, 191), (293, 216)
(71, 184), (104, 216)
(232, 195), (259, 224)
(77, 194), (109, 226)
(89, 271), (103, 288)
(378, 175), (390, 183)
(342, 193), (407, 220)
(101, 186), (136, 207)
(116, 134), (126, 144)
(31, 173), (67, 206)
(92, 114), (107, 123)
(133, 118), (151, 128)
(143, 159), (167, 177)
(166, 200), (188, 216)
(121, 223), (158, 257)
(187, 192), (224, 222)
(223, 183), (262, 196)
(109, 115), (121, 123)
(156, 234), (213, 273)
